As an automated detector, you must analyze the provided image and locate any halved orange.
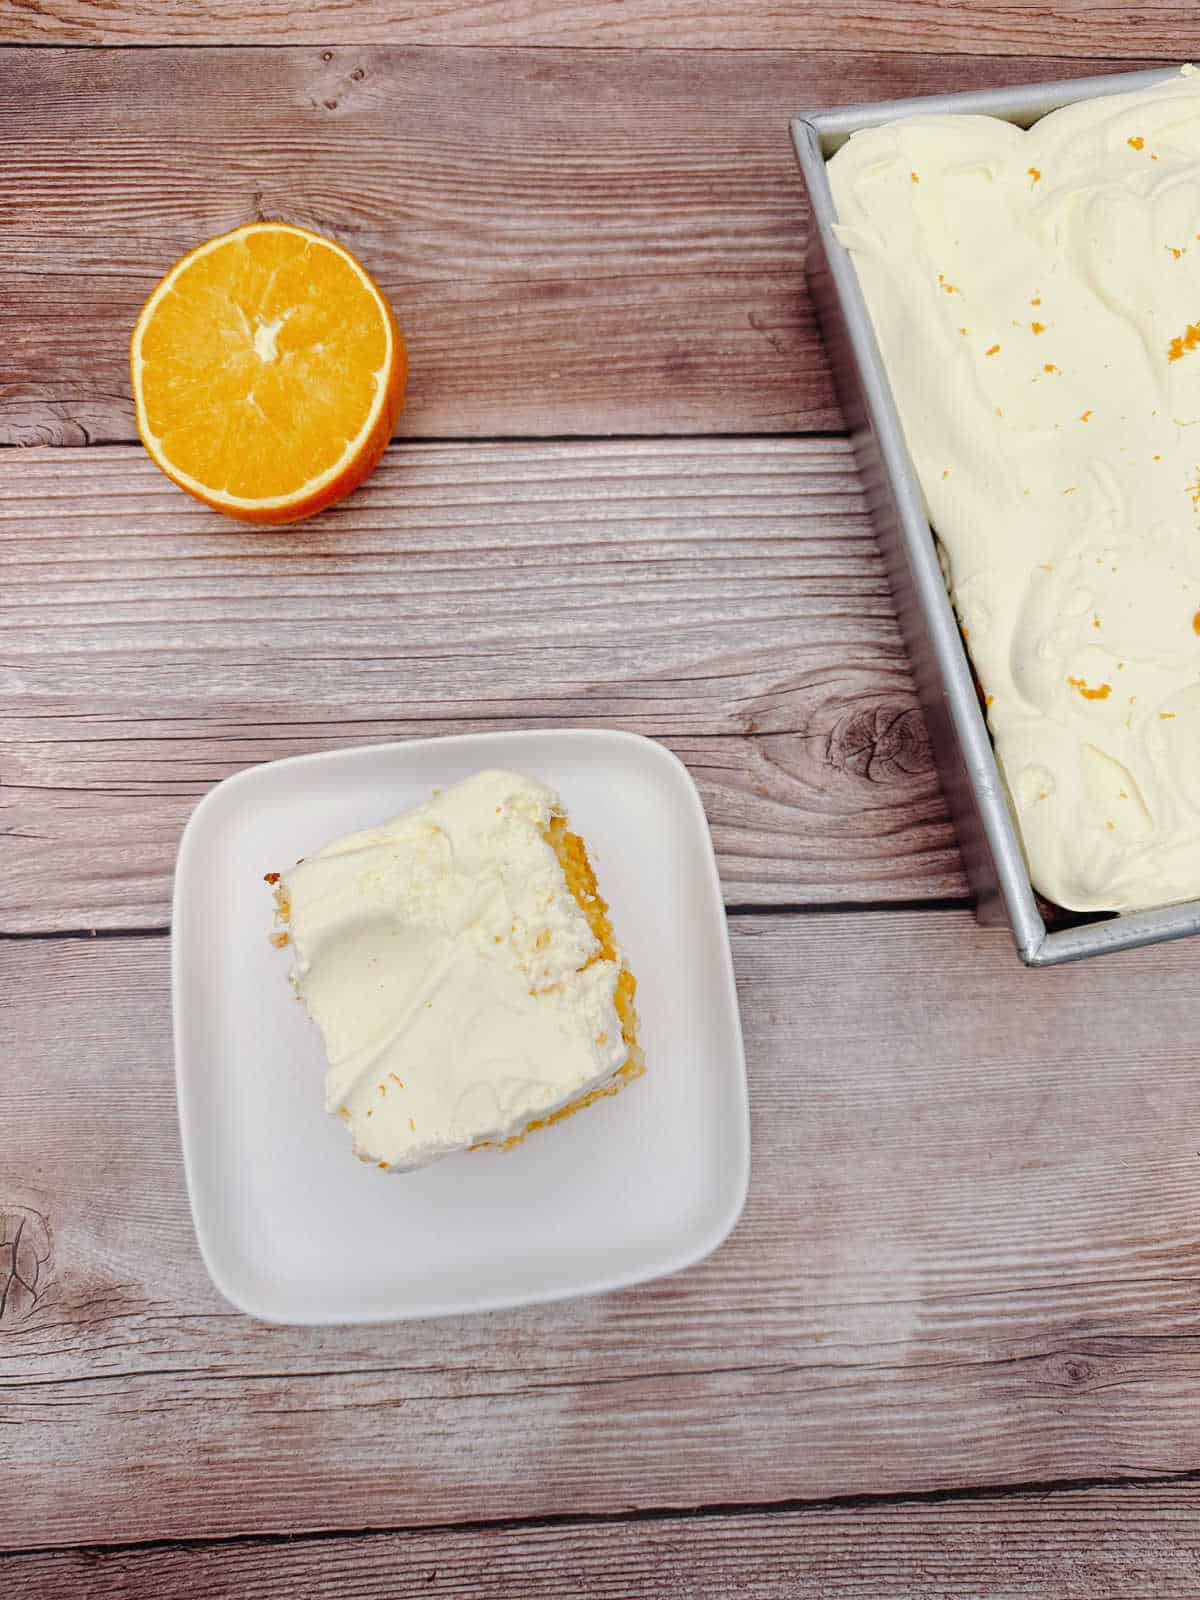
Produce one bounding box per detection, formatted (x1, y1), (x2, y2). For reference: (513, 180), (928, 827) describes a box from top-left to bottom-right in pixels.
(130, 222), (406, 525)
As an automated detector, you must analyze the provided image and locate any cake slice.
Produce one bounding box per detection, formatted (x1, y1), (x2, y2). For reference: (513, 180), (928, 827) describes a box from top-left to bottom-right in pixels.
(270, 770), (644, 1172)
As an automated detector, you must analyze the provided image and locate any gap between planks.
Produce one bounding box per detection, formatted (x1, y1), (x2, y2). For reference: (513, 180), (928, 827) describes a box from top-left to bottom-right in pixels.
(0, 896), (980, 944)
(6, 1468), (1200, 1568)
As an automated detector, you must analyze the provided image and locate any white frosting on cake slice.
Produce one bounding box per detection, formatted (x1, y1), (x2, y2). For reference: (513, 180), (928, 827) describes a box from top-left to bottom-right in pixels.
(282, 770), (628, 1171)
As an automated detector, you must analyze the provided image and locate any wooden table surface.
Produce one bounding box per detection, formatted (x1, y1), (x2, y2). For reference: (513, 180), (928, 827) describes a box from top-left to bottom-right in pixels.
(4, 6), (1200, 1596)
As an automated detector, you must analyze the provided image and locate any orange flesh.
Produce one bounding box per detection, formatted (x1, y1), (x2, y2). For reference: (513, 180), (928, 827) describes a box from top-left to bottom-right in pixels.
(132, 224), (404, 521)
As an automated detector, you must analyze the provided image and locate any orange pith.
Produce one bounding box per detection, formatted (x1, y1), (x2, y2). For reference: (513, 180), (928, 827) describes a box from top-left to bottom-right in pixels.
(130, 222), (406, 525)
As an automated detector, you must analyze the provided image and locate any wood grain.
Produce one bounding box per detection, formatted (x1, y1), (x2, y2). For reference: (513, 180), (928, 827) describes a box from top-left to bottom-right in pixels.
(2, 0), (1196, 58)
(0, 46), (1158, 446)
(0, 440), (965, 931)
(8, 1484), (1200, 1598)
(5, 914), (1200, 1548)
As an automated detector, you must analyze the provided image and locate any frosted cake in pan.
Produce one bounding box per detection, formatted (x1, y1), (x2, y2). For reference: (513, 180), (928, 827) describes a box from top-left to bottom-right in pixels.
(829, 67), (1200, 913)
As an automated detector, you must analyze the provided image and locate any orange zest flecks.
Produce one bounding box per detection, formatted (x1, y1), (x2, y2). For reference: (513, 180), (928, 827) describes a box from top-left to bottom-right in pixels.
(1154, 453), (1162, 461)
(268, 878), (292, 950)
(1031, 297), (1042, 306)
(389, 1073), (405, 1088)
(985, 343), (1000, 356)
(1167, 322), (1200, 362)
(937, 273), (960, 295)
(1067, 675), (1112, 701)
(1192, 609), (1200, 635)
(985, 693), (995, 707)
(1168, 246), (1185, 260)
(1080, 410), (1093, 422)
(1027, 166), (1041, 185)
(958, 325), (969, 335)
(962, 625), (971, 638)
(1063, 486), (1077, 495)
(911, 170), (920, 183)
(1188, 474), (1200, 510)
(1106, 821), (1116, 831)
(1128, 135), (1145, 151)
(1043, 363), (1060, 374)
(1162, 711), (1177, 719)
(942, 468), (950, 479)
(1031, 321), (1046, 334)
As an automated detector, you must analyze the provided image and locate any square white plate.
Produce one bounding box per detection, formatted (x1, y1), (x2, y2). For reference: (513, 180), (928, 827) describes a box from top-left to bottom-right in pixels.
(172, 728), (749, 1324)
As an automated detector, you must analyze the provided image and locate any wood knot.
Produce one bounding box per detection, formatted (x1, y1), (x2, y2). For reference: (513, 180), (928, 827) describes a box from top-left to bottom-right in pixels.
(826, 702), (932, 783)
(1045, 1353), (1095, 1391)
(351, 66), (366, 82)
(0, 1206), (52, 1328)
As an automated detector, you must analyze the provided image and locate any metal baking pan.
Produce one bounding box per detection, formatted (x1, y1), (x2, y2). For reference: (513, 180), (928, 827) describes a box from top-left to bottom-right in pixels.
(791, 66), (1200, 966)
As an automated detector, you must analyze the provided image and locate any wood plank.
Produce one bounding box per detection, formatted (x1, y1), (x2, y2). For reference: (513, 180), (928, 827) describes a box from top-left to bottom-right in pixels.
(4, 913), (1200, 1549)
(2, 0), (1196, 59)
(0, 47), (1157, 445)
(7, 1484), (1200, 1597)
(0, 440), (965, 931)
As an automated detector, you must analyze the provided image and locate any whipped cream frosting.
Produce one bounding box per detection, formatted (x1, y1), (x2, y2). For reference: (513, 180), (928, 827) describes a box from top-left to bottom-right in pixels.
(829, 67), (1200, 912)
(282, 770), (627, 1171)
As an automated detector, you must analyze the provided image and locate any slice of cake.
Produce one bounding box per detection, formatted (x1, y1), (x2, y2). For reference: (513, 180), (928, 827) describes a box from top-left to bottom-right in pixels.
(269, 770), (644, 1172)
